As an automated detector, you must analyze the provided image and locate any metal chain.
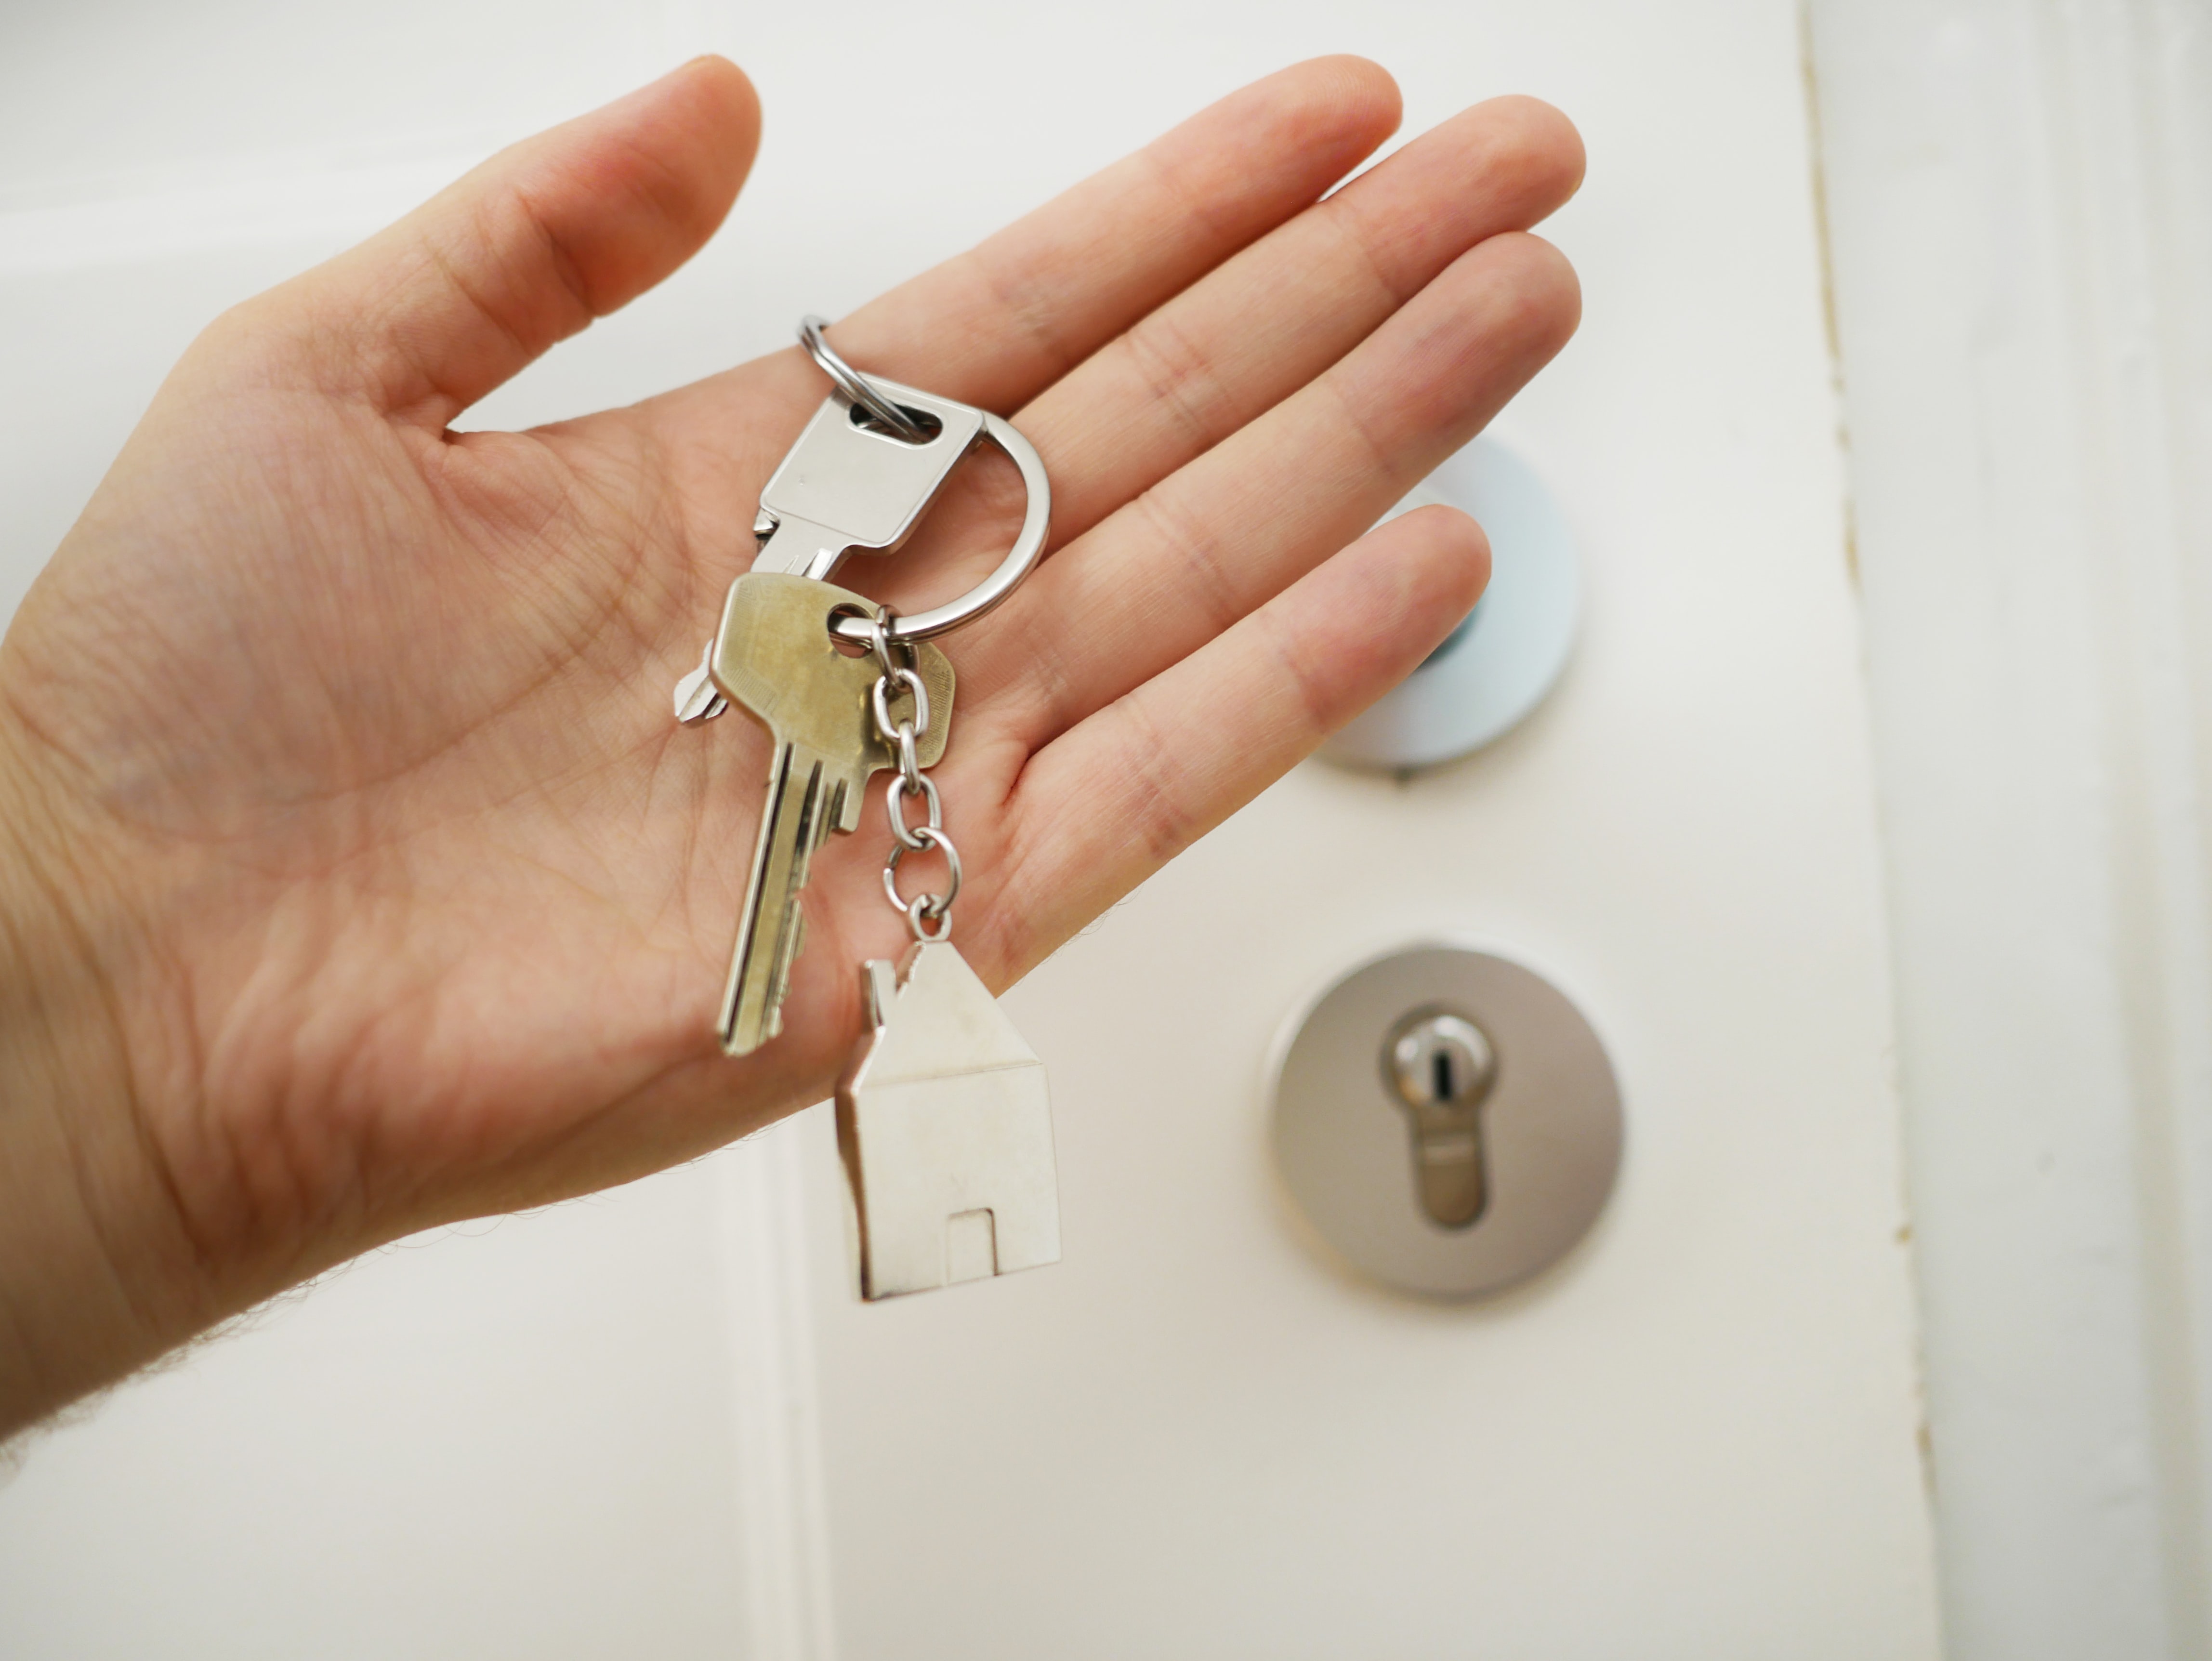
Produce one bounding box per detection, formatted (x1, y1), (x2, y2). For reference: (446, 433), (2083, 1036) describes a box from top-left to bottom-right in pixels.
(864, 611), (963, 942)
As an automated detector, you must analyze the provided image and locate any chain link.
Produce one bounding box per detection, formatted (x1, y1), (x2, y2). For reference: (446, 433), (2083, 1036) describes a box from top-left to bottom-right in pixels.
(883, 827), (962, 941)
(863, 610), (961, 941)
(886, 772), (942, 852)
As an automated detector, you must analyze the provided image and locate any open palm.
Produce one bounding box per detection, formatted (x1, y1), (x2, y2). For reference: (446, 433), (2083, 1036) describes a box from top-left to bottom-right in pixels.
(0, 57), (1579, 1323)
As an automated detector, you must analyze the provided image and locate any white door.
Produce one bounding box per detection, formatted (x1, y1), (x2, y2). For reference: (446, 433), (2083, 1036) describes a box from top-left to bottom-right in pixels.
(0, 3), (1946, 1657)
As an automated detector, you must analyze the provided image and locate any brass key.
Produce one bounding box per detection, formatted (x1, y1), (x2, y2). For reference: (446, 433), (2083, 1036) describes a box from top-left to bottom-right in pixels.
(709, 572), (953, 1055)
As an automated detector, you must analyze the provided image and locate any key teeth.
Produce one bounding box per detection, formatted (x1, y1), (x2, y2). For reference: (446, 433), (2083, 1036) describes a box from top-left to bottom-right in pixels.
(789, 908), (807, 991)
(754, 891), (807, 1048)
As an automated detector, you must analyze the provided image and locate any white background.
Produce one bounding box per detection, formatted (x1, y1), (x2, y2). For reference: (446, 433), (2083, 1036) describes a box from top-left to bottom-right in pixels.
(0, 3), (1952, 1658)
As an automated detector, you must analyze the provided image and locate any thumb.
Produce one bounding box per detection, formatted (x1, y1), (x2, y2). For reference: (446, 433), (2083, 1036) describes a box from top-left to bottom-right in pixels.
(252, 56), (760, 428)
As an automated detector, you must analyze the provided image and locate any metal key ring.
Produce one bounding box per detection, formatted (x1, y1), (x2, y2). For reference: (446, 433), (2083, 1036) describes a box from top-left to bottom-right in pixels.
(798, 316), (930, 443)
(826, 409), (1052, 646)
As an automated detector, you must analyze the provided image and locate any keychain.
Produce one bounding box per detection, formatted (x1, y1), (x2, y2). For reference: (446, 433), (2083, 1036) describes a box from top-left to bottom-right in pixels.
(676, 317), (1060, 1300)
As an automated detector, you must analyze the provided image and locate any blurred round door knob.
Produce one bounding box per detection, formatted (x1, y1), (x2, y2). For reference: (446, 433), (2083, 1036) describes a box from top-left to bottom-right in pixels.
(1270, 945), (1622, 1300)
(1320, 438), (1579, 772)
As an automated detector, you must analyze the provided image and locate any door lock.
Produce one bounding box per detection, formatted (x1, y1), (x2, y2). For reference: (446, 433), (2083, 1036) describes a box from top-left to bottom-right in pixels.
(1270, 945), (1622, 1300)
(1383, 1010), (1497, 1227)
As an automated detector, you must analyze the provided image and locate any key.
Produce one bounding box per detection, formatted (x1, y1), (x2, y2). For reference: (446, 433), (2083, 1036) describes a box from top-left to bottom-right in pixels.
(749, 379), (988, 580)
(709, 571), (955, 1055)
(836, 940), (1062, 1299)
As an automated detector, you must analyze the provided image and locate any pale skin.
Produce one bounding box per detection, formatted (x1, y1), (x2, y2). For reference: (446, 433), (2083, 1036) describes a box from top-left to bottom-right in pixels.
(0, 55), (1581, 1440)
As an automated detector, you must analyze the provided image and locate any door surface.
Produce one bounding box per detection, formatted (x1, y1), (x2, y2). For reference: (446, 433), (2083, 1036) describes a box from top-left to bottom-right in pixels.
(0, 4), (1941, 1657)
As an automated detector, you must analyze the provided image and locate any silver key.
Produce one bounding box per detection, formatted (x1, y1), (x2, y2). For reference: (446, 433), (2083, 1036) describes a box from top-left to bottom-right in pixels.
(750, 378), (988, 580)
(836, 940), (1061, 1299)
(708, 572), (954, 1055)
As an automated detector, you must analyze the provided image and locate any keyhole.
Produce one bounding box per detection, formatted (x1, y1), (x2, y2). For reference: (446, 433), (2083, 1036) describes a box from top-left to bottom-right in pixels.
(1382, 1010), (1498, 1229)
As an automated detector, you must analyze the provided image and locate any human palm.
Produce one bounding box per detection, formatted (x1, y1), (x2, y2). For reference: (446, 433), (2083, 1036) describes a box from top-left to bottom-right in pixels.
(0, 57), (1578, 1348)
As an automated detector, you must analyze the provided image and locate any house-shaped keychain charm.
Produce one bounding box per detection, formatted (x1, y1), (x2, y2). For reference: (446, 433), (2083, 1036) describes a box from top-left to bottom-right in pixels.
(835, 941), (1062, 1300)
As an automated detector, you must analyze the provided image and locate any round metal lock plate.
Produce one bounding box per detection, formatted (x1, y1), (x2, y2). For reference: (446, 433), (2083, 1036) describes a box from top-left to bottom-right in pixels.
(1318, 438), (1580, 772)
(1269, 945), (1622, 1299)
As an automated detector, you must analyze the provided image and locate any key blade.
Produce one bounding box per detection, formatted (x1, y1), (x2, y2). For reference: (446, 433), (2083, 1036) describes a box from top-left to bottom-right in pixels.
(719, 741), (836, 1055)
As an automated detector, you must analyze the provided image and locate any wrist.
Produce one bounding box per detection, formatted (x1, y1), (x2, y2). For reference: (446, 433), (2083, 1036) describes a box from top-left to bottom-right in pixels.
(0, 718), (214, 1439)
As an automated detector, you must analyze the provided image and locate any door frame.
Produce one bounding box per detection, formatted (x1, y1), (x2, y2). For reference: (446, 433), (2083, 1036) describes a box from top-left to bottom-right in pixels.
(1808, 2), (2212, 1655)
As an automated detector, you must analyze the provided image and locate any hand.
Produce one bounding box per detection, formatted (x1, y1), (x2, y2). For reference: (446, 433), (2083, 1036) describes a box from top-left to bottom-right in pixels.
(0, 55), (1580, 1434)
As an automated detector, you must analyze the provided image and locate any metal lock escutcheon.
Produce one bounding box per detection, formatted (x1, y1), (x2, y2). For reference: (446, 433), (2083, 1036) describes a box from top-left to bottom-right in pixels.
(1269, 945), (1623, 1300)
